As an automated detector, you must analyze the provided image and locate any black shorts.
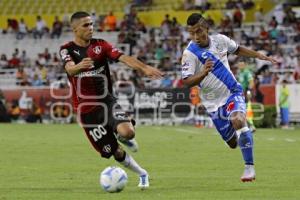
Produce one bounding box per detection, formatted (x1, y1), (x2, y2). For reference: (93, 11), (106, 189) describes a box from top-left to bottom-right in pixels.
(79, 101), (131, 158)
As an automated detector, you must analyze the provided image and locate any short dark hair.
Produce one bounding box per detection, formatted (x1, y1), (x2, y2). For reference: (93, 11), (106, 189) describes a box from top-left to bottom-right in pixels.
(187, 13), (204, 26)
(70, 11), (90, 23)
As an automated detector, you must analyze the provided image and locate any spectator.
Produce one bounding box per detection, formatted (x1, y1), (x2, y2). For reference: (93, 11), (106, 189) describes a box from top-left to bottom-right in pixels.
(136, 18), (147, 33)
(285, 53), (298, 69)
(16, 18), (28, 40)
(160, 74), (172, 88)
(260, 69), (272, 84)
(237, 61), (254, 93)
(134, 0), (152, 6)
(279, 80), (290, 129)
(243, 0), (255, 9)
(16, 67), (29, 86)
(31, 74), (44, 87)
(183, 0), (194, 10)
(269, 16), (278, 28)
(90, 12), (98, 27)
(259, 26), (269, 40)
(232, 6), (244, 28)
(51, 16), (63, 39)
(220, 15), (232, 30)
(194, 0), (211, 10)
(20, 50), (30, 67)
(293, 59), (300, 82)
(51, 52), (60, 66)
(8, 53), (21, 68)
(154, 44), (165, 61)
(254, 8), (264, 22)
(283, 5), (296, 24)
(42, 48), (51, 63)
(0, 54), (8, 69)
(6, 18), (18, 33)
(161, 14), (172, 38)
(226, 0), (236, 9)
(172, 73), (183, 88)
(104, 11), (117, 31)
(269, 27), (279, 40)
(9, 100), (20, 120)
(25, 103), (42, 123)
(273, 4), (285, 24)
(206, 15), (215, 27)
(33, 16), (47, 39)
(0, 91), (11, 122)
(276, 30), (288, 44)
(170, 17), (180, 36)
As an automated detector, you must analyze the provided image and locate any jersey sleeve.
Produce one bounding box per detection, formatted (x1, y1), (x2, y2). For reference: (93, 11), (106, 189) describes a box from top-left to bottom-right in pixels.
(181, 50), (199, 79)
(59, 46), (73, 67)
(220, 34), (239, 54)
(103, 41), (123, 61)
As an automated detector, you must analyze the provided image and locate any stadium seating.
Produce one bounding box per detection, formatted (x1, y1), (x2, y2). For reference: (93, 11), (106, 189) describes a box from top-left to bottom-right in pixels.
(0, 0), (271, 15)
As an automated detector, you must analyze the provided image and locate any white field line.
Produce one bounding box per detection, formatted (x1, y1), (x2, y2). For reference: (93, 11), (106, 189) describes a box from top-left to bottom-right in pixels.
(284, 138), (296, 142)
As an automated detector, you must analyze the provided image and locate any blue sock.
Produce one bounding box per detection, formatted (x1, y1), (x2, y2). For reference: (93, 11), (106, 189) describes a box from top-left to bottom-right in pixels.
(237, 128), (254, 165)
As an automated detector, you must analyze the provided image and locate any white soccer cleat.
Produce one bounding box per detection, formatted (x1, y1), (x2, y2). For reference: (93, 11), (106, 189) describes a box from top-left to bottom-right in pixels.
(241, 164), (256, 182)
(138, 174), (150, 189)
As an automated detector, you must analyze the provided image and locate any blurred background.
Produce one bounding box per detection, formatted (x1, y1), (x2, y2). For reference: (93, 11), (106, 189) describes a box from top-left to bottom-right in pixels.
(0, 0), (299, 128)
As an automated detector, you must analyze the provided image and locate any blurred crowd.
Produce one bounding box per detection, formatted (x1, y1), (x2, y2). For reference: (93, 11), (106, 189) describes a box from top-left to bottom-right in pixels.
(0, 1), (299, 90)
(0, 47), (65, 87)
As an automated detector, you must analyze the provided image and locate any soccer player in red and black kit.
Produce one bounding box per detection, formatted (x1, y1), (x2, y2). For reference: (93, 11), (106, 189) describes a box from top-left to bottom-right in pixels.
(59, 11), (163, 189)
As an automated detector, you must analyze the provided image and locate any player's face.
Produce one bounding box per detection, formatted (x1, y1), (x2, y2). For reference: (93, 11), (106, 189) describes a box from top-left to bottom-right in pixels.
(74, 17), (94, 41)
(188, 22), (209, 46)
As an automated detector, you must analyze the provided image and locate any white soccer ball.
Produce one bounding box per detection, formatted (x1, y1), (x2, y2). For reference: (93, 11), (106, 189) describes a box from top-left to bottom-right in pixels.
(100, 166), (128, 193)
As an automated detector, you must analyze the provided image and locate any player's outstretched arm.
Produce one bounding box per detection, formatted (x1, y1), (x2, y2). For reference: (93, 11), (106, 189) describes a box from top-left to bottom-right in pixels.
(65, 58), (94, 76)
(182, 59), (214, 87)
(235, 46), (278, 64)
(118, 55), (164, 79)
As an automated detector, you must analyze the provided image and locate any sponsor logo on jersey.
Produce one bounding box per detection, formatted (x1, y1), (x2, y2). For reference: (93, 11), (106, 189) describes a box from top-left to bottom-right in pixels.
(226, 101), (235, 112)
(75, 67), (104, 77)
(114, 111), (126, 119)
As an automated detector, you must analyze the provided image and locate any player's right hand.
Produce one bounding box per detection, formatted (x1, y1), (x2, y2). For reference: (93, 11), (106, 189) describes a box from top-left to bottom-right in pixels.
(78, 57), (94, 69)
(202, 59), (214, 76)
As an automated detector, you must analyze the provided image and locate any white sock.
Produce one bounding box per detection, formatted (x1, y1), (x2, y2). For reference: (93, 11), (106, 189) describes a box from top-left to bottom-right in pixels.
(119, 153), (147, 176)
(236, 127), (250, 139)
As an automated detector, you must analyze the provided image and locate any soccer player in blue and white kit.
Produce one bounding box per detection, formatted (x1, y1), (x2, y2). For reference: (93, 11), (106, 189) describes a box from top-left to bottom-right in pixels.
(181, 13), (277, 182)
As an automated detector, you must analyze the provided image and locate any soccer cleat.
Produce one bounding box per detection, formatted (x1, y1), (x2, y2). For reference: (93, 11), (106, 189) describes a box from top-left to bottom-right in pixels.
(138, 174), (149, 189)
(241, 164), (256, 182)
(118, 138), (139, 152)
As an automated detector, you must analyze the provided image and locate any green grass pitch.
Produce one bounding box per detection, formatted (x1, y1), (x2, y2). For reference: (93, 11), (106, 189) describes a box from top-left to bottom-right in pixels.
(0, 124), (299, 200)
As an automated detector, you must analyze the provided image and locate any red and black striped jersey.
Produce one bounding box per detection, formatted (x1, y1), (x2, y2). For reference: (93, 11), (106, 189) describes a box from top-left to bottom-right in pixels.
(59, 38), (123, 113)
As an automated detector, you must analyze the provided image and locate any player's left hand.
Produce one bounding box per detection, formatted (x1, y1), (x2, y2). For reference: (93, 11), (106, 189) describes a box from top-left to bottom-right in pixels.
(257, 53), (278, 64)
(143, 65), (164, 79)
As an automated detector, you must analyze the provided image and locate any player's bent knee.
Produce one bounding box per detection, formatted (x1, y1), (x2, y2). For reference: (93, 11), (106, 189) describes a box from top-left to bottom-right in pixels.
(231, 114), (247, 130)
(228, 142), (238, 149)
(117, 123), (135, 140)
(114, 146), (126, 162)
(227, 135), (238, 149)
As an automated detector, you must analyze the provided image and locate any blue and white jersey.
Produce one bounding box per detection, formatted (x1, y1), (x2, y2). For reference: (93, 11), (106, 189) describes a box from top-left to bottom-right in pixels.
(181, 34), (243, 112)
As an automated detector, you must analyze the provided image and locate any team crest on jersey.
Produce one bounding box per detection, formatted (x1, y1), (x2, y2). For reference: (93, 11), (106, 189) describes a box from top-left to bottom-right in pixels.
(93, 46), (102, 54)
(102, 144), (111, 153)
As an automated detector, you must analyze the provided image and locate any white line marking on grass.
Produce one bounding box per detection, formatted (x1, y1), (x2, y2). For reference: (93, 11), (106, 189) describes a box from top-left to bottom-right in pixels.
(267, 137), (275, 141)
(285, 138), (296, 142)
(174, 128), (199, 134)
